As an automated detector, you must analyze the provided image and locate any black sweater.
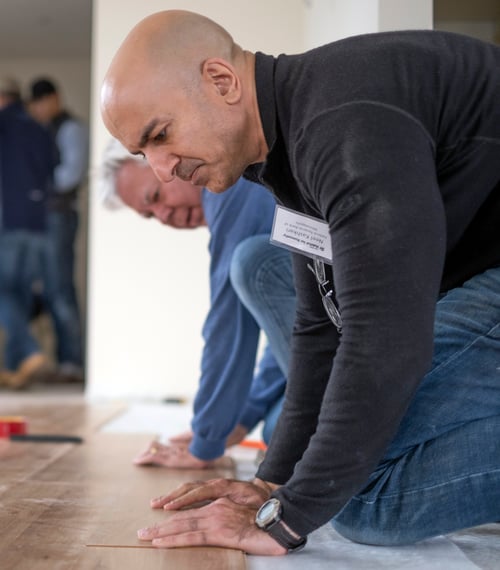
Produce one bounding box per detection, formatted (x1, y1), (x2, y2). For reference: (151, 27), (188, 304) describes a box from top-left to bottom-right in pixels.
(245, 31), (500, 537)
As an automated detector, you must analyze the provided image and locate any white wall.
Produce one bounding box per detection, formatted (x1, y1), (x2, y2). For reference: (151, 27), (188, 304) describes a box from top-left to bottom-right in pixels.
(304, 0), (432, 47)
(87, 0), (306, 401)
(378, 0), (433, 33)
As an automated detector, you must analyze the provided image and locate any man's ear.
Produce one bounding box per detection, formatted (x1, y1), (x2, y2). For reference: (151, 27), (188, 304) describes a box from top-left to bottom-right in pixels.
(202, 58), (241, 104)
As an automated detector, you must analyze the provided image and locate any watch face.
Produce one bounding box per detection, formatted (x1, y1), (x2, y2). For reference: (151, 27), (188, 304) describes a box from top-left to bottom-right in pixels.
(256, 498), (281, 527)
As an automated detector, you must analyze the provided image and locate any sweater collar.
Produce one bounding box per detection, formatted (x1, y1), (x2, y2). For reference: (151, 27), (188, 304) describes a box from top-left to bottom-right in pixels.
(254, 52), (278, 155)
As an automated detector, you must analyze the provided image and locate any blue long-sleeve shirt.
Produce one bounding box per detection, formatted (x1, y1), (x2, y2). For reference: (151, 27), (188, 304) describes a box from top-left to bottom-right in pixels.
(53, 118), (88, 193)
(189, 178), (286, 460)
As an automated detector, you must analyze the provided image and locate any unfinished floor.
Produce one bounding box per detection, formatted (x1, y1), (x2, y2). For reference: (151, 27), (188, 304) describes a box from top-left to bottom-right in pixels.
(1, 385), (499, 569)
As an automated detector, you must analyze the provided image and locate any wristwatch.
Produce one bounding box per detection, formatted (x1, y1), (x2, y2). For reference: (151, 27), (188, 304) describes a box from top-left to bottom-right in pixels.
(255, 498), (307, 553)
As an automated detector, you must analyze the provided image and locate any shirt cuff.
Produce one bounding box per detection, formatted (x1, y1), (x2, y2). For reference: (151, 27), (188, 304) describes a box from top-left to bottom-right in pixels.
(189, 432), (226, 461)
(238, 404), (265, 434)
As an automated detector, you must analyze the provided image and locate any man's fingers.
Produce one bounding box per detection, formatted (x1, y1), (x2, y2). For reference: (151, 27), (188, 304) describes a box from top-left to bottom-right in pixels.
(133, 452), (154, 465)
(159, 483), (221, 510)
(132, 440), (168, 465)
(138, 499), (287, 555)
(155, 478), (235, 510)
(134, 442), (216, 471)
(156, 478), (269, 511)
(139, 509), (211, 540)
(168, 431), (193, 444)
(151, 481), (208, 508)
(152, 531), (210, 548)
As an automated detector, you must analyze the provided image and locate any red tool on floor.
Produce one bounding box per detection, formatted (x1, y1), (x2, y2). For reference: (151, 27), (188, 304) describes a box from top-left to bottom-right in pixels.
(0, 416), (28, 437)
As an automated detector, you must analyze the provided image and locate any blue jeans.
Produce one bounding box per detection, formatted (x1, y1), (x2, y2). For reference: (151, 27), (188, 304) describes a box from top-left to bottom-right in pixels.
(44, 210), (82, 367)
(333, 266), (500, 545)
(230, 235), (295, 443)
(0, 231), (46, 369)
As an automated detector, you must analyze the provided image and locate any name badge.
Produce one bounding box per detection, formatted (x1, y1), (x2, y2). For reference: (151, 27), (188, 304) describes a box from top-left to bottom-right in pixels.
(270, 205), (332, 263)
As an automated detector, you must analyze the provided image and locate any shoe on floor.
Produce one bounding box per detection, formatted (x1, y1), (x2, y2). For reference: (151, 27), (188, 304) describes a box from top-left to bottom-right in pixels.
(0, 370), (15, 386)
(55, 362), (84, 383)
(5, 353), (51, 390)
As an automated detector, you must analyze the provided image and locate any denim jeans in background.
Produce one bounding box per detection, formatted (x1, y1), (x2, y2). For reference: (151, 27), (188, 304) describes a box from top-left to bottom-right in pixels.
(0, 231), (46, 369)
(333, 265), (500, 545)
(230, 235), (295, 443)
(44, 209), (83, 367)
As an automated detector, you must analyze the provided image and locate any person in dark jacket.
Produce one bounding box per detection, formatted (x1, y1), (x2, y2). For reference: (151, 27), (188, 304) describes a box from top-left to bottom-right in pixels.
(100, 12), (500, 555)
(29, 77), (88, 381)
(0, 77), (55, 388)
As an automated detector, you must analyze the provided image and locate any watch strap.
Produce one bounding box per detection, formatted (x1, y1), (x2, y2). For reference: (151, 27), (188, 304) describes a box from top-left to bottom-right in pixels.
(266, 519), (307, 553)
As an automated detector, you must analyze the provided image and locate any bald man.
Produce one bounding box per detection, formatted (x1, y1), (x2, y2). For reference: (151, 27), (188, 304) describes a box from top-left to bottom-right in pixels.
(102, 11), (500, 556)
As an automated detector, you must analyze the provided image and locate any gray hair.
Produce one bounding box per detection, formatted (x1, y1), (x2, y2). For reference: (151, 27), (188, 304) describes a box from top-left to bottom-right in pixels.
(97, 137), (148, 210)
(0, 76), (21, 100)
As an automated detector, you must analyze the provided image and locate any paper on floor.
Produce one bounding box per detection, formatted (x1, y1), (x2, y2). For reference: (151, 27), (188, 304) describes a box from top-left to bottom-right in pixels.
(99, 402), (192, 441)
(249, 524), (481, 570)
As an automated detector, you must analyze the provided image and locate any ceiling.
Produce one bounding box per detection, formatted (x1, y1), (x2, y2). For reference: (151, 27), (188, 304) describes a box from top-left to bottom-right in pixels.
(0, 0), (91, 59)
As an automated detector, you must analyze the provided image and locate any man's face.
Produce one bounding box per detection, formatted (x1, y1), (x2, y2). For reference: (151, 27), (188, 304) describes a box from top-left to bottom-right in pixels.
(101, 72), (249, 194)
(29, 94), (59, 125)
(116, 160), (205, 228)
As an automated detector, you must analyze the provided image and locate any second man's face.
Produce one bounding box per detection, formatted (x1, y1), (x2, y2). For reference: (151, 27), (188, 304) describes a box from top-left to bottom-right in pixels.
(116, 160), (205, 229)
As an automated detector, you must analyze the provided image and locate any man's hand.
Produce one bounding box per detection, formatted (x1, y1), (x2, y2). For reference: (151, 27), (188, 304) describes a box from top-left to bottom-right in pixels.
(137, 497), (286, 555)
(169, 424), (248, 448)
(150, 478), (272, 510)
(133, 424), (250, 469)
(133, 440), (232, 470)
(167, 431), (193, 445)
(225, 424), (248, 447)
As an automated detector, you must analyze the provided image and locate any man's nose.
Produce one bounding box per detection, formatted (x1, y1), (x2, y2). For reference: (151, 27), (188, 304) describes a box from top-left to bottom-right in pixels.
(146, 149), (178, 183)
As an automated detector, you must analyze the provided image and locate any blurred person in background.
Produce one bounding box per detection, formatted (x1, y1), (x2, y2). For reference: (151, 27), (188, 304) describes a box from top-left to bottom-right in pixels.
(0, 77), (55, 388)
(29, 77), (88, 382)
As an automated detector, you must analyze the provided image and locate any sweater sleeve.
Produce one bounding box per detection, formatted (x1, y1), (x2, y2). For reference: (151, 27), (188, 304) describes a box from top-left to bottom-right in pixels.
(190, 183), (277, 460)
(238, 343), (287, 433)
(257, 105), (447, 536)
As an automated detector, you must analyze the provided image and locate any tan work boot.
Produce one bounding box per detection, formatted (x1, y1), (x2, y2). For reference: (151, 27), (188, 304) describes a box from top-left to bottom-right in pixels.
(0, 370), (15, 386)
(4, 353), (50, 390)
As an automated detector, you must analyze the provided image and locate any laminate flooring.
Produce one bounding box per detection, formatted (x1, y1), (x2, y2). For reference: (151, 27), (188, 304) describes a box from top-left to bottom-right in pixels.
(2, 390), (499, 570)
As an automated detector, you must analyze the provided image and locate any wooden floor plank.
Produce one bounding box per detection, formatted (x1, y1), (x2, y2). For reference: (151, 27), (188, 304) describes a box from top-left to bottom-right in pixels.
(0, 398), (126, 496)
(84, 546), (246, 570)
(0, 424), (245, 569)
(0, 479), (245, 570)
(0, 396), (125, 436)
(0, 439), (70, 489)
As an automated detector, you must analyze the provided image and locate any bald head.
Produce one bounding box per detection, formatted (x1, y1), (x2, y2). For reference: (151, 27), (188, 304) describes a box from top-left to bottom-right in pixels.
(102, 11), (239, 134)
(101, 10), (267, 193)
(142, 10), (236, 65)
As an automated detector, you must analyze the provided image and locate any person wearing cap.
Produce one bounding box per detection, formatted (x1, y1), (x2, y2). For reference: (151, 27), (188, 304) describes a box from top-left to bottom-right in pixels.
(98, 138), (295, 467)
(29, 77), (89, 382)
(0, 77), (55, 388)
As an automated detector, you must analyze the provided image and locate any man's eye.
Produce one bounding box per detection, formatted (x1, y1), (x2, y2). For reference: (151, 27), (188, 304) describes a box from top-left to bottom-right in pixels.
(152, 189), (160, 202)
(153, 129), (166, 143)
